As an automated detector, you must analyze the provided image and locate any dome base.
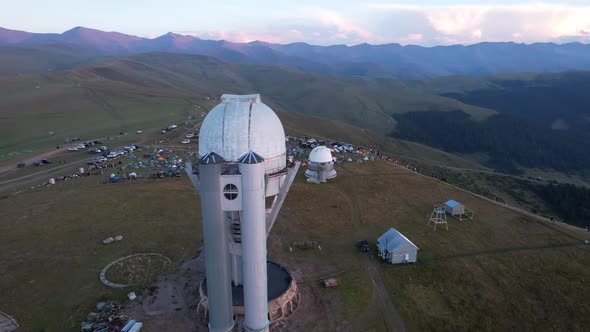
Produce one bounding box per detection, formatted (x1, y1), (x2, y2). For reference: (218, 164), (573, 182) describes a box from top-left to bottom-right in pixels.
(197, 261), (300, 323)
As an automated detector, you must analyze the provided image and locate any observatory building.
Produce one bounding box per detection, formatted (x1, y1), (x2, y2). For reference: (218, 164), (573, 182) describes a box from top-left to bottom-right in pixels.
(187, 94), (300, 332)
(305, 146), (337, 183)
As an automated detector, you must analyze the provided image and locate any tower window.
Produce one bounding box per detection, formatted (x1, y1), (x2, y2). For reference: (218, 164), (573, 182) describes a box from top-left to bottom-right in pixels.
(223, 183), (239, 200)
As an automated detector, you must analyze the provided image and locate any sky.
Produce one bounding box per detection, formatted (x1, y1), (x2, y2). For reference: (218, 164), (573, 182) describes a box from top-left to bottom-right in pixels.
(2, 0), (590, 46)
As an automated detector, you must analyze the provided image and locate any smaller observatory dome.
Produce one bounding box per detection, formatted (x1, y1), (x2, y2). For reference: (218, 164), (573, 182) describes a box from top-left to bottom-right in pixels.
(309, 146), (333, 163)
(199, 94), (286, 173)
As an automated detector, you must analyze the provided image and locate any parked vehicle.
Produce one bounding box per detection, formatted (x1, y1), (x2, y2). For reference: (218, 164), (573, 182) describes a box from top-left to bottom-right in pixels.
(181, 139), (190, 144)
(17, 162), (25, 168)
(357, 240), (369, 252)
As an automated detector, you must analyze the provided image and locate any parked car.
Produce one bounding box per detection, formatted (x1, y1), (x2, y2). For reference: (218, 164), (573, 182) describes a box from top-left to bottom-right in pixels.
(181, 139), (191, 144)
(17, 162), (25, 168)
(68, 147), (78, 151)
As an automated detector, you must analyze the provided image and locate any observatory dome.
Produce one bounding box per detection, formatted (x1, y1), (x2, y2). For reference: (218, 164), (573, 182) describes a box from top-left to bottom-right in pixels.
(199, 94), (286, 172)
(309, 146), (333, 163)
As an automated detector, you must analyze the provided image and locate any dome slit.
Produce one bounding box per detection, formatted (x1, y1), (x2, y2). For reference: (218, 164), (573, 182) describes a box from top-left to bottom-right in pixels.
(248, 102), (253, 151)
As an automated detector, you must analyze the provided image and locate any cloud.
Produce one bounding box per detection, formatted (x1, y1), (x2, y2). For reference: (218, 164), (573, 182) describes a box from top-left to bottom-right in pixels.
(308, 8), (372, 40)
(367, 3), (590, 45)
(179, 7), (373, 45)
(175, 3), (590, 46)
(180, 30), (298, 44)
(404, 33), (423, 41)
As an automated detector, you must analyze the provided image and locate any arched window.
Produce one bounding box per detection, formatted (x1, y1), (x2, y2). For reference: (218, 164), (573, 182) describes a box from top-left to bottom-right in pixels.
(223, 183), (239, 200)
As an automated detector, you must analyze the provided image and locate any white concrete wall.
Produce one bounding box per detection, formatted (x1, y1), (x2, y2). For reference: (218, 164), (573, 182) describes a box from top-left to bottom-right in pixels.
(382, 242), (417, 264)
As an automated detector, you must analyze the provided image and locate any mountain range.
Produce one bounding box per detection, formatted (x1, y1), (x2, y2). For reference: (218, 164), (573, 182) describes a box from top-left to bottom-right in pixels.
(3, 26), (590, 79)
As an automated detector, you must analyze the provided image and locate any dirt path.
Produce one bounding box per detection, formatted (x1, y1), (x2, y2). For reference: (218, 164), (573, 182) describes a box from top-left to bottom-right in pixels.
(0, 159), (86, 191)
(366, 260), (406, 332)
(337, 174), (406, 332)
(0, 148), (66, 174)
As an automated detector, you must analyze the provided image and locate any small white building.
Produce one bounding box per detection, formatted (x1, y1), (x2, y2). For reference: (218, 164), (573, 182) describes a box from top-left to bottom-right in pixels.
(444, 200), (464, 216)
(305, 146), (337, 183)
(444, 199), (474, 221)
(377, 227), (419, 264)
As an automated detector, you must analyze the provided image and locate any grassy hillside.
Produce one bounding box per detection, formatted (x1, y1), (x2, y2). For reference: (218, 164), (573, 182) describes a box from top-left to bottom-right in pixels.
(0, 44), (108, 76)
(86, 53), (495, 129)
(271, 161), (590, 331)
(0, 71), (207, 157)
(0, 52), (496, 158)
(3, 160), (587, 331)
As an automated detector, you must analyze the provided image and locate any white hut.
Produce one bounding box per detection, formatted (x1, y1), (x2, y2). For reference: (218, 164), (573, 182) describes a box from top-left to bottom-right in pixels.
(444, 199), (474, 221)
(377, 228), (419, 264)
(444, 200), (464, 215)
(305, 146), (337, 183)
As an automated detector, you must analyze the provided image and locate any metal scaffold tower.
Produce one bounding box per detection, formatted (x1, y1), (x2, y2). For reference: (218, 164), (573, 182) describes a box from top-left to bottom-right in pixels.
(428, 203), (448, 231)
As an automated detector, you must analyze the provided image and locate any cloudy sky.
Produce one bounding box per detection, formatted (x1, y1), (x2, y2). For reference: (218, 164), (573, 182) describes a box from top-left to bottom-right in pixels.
(3, 0), (590, 46)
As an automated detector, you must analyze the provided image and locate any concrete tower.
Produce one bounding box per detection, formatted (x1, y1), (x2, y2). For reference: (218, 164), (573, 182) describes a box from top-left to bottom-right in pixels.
(187, 94), (300, 332)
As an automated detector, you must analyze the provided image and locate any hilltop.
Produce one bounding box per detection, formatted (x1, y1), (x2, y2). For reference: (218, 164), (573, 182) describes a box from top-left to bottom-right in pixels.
(1, 154), (588, 331)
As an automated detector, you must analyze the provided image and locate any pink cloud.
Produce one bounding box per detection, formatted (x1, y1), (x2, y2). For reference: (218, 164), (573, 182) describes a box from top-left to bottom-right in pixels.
(367, 3), (590, 45)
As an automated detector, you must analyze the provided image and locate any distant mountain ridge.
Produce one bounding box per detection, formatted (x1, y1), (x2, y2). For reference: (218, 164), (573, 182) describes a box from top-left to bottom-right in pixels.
(3, 26), (590, 79)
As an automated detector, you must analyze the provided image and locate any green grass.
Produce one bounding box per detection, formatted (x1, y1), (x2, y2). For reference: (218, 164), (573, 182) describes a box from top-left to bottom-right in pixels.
(0, 69), (212, 157)
(268, 161), (590, 331)
(0, 178), (202, 331)
(1, 155), (589, 332)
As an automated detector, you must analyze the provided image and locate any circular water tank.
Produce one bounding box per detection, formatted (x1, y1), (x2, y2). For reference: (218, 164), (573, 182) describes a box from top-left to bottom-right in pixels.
(309, 146), (333, 163)
(199, 94), (286, 173)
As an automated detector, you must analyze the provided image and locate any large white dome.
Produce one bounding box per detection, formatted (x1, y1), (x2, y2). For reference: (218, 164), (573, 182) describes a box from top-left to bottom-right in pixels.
(309, 146), (333, 163)
(199, 94), (286, 171)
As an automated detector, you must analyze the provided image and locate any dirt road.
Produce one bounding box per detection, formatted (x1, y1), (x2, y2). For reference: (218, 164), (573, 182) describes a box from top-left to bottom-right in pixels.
(0, 148), (66, 174)
(366, 259), (406, 332)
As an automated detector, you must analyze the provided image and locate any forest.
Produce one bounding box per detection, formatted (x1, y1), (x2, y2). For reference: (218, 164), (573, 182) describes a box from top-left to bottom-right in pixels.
(532, 183), (590, 229)
(392, 111), (590, 173)
(394, 73), (590, 173)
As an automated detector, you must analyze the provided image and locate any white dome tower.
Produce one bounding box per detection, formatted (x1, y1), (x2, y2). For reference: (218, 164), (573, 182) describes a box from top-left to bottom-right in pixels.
(199, 94), (286, 172)
(305, 146), (337, 183)
(191, 94), (300, 332)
